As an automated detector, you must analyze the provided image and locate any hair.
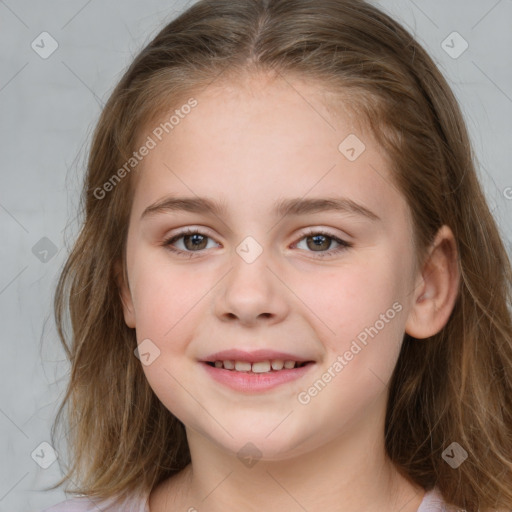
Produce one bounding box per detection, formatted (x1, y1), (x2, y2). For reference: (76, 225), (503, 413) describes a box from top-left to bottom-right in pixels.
(46, 0), (512, 510)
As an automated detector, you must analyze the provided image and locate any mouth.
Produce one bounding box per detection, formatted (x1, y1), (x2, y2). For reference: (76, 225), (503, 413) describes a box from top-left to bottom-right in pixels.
(204, 359), (314, 373)
(200, 358), (316, 392)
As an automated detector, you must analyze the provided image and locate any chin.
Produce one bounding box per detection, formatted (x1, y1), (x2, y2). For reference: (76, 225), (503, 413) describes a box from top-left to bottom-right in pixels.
(207, 425), (315, 462)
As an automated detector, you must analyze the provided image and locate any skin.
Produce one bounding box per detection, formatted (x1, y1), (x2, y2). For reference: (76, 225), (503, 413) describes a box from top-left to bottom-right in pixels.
(117, 72), (460, 512)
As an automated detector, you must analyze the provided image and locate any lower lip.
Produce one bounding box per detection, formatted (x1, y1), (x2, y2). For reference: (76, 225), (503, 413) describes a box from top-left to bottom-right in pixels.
(200, 362), (315, 392)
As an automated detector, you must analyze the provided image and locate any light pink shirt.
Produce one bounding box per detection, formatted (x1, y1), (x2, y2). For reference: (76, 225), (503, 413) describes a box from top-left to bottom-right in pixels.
(41, 487), (449, 511)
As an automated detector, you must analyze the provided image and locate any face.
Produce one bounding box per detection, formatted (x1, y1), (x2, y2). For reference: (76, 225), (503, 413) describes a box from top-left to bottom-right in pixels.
(118, 73), (421, 460)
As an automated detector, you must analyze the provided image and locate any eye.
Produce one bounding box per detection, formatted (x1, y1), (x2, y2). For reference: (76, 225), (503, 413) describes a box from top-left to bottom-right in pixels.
(293, 229), (352, 258)
(163, 228), (219, 258)
(162, 228), (352, 259)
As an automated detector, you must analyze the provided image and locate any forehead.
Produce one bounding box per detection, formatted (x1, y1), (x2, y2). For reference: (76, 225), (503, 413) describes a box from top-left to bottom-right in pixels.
(130, 73), (403, 223)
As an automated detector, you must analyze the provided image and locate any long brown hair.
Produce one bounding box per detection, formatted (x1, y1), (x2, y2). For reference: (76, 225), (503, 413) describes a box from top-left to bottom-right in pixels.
(47, 1), (512, 510)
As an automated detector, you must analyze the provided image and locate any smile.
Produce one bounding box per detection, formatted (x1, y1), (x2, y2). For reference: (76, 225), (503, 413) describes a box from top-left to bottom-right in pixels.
(205, 359), (311, 372)
(201, 360), (316, 392)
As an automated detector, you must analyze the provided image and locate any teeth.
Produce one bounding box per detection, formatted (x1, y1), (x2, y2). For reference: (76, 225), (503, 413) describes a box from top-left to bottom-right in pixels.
(234, 361), (252, 372)
(211, 359), (305, 373)
(252, 361), (271, 373)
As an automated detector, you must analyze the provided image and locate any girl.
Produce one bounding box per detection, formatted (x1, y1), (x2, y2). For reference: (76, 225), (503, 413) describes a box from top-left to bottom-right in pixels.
(41, 0), (512, 511)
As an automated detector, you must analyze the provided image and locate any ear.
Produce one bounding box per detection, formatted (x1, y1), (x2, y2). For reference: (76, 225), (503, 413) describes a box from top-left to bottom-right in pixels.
(114, 259), (136, 329)
(405, 225), (460, 339)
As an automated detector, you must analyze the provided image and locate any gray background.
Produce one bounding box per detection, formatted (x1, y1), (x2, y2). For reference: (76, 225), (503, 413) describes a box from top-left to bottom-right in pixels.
(0, 0), (511, 510)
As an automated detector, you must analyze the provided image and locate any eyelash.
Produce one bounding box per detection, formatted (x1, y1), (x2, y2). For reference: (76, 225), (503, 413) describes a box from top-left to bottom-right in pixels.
(162, 227), (353, 259)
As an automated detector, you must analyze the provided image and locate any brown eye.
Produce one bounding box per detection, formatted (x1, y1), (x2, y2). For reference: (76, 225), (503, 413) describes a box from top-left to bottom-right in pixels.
(294, 230), (352, 258)
(182, 233), (208, 251)
(305, 234), (332, 251)
(163, 229), (219, 258)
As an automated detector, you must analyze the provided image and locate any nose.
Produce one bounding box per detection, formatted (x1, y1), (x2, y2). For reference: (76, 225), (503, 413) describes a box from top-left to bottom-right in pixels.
(213, 247), (290, 327)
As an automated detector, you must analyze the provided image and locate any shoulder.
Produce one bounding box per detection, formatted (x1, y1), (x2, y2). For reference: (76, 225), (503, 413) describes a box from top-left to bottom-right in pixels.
(417, 487), (451, 512)
(40, 497), (100, 512)
(40, 492), (149, 512)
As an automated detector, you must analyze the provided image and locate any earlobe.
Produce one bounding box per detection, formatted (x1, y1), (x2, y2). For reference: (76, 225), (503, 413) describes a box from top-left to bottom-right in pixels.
(405, 225), (460, 339)
(114, 259), (136, 329)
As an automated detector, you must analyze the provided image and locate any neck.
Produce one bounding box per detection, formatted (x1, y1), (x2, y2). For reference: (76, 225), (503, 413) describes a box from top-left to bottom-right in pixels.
(183, 436), (422, 512)
(153, 398), (425, 512)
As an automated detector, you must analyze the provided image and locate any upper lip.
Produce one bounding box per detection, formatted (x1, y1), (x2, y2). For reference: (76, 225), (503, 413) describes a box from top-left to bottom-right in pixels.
(201, 349), (315, 364)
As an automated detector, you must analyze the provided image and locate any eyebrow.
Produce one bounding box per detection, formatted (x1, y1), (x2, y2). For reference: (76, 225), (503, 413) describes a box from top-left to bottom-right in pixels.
(140, 195), (380, 222)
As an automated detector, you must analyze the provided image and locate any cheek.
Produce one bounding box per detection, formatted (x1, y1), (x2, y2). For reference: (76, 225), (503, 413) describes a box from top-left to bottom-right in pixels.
(303, 252), (407, 383)
(306, 257), (404, 340)
(130, 261), (207, 421)
(130, 252), (207, 340)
